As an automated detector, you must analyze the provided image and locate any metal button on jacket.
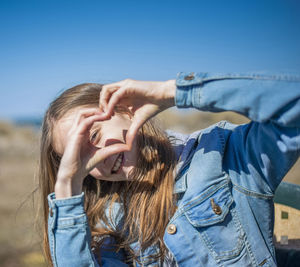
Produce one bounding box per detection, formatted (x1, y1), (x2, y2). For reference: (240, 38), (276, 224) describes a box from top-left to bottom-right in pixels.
(167, 224), (177, 234)
(184, 73), (195, 81)
(210, 198), (222, 215)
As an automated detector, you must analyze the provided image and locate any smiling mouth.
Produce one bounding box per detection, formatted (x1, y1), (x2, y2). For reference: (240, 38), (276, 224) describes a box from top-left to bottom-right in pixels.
(111, 152), (124, 174)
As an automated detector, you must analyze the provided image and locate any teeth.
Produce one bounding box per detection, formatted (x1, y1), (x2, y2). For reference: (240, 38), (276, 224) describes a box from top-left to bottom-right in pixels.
(112, 153), (123, 173)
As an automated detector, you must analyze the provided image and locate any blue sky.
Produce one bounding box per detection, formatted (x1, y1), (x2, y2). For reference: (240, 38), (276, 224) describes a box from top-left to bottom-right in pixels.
(0, 0), (300, 119)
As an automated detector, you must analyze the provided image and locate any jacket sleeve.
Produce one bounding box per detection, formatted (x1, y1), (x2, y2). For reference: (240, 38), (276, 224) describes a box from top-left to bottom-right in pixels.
(47, 192), (128, 267)
(175, 71), (300, 194)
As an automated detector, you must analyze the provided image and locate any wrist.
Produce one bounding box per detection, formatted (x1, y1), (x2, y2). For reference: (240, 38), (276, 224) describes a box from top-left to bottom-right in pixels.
(55, 177), (83, 199)
(161, 79), (176, 108)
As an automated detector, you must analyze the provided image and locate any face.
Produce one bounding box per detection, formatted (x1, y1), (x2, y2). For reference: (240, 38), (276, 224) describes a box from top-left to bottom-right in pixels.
(52, 107), (137, 181)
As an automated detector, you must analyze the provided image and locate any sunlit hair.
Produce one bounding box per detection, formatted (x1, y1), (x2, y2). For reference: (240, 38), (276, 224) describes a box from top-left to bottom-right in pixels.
(38, 83), (177, 265)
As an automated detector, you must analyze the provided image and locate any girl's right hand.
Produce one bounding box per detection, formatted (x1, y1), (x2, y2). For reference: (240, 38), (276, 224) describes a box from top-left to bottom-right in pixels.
(55, 108), (129, 199)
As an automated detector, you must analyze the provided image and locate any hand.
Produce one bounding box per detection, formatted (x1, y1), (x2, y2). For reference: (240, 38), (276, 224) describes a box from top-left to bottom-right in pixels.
(99, 79), (176, 149)
(55, 108), (129, 198)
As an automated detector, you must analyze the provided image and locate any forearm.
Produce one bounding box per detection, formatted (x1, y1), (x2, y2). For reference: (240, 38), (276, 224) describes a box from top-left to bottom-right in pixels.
(174, 72), (300, 192)
(175, 71), (300, 127)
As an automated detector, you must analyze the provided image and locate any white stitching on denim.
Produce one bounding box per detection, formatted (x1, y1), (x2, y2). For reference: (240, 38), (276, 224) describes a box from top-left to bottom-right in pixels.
(49, 208), (58, 266)
(182, 179), (229, 210)
(196, 205), (246, 262)
(169, 178), (230, 224)
(57, 214), (86, 221)
(232, 182), (274, 199)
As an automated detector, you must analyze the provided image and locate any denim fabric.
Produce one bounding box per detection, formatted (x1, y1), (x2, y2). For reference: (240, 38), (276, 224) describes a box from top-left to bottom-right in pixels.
(47, 71), (300, 266)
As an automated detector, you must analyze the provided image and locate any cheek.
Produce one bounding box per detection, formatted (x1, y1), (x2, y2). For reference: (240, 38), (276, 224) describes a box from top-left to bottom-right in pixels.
(101, 126), (127, 145)
(98, 115), (132, 145)
(111, 115), (131, 132)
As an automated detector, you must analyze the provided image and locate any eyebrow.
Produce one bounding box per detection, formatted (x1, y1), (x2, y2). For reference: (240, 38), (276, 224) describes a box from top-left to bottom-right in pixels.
(90, 122), (102, 132)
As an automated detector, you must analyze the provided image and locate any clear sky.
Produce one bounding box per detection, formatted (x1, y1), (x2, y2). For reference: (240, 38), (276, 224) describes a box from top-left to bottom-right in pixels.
(1, 0), (300, 119)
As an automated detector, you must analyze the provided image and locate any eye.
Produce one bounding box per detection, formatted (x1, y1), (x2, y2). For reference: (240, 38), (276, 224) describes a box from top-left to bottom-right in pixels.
(90, 129), (102, 145)
(90, 130), (98, 143)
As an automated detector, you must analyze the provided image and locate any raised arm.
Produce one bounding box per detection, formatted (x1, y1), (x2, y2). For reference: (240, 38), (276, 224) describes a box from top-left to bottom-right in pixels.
(100, 71), (300, 194)
(175, 71), (300, 193)
(175, 71), (300, 127)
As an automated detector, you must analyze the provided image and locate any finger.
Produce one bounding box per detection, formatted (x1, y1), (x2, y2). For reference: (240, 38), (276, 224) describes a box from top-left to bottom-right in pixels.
(99, 86), (119, 113)
(100, 79), (129, 111)
(76, 114), (105, 135)
(126, 105), (160, 149)
(126, 114), (148, 150)
(105, 88), (128, 117)
(86, 143), (129, 171)
(62, 113), (108, 169)
(102, 80), (125, 92)
(73, 108), (103, 127)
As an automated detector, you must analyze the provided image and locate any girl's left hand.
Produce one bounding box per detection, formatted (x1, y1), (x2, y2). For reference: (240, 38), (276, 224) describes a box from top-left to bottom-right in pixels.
(99, 79), (176, 149)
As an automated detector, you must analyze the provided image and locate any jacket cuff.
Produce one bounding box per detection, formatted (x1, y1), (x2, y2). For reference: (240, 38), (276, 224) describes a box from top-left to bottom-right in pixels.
(175, 72), (203, 109)
(47, 192), (87, 229)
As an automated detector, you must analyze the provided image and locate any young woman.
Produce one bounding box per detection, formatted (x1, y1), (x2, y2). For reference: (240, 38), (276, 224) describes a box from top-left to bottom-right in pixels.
(40, 72), (300, 266)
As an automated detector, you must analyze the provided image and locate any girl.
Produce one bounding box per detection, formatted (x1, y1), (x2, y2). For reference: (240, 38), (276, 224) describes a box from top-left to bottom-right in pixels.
(40, 72), (300, 266)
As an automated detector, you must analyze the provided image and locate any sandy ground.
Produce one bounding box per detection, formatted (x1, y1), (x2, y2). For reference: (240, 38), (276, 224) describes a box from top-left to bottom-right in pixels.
(0, 121), (45, 266)
(0, 110), (299, 266)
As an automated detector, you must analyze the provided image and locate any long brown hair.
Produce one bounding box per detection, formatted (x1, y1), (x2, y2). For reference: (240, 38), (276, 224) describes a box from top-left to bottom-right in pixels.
(38, 83), (177, 265)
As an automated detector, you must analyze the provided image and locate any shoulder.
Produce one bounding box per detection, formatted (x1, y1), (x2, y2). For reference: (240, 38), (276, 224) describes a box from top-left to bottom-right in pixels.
(167, 121), (235, 178)
(187, 120), (232, 157)
(166, 120), (229, 150)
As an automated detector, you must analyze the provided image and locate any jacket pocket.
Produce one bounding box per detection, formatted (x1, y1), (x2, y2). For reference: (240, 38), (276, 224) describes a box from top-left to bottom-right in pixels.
(184, 182), (246, 261)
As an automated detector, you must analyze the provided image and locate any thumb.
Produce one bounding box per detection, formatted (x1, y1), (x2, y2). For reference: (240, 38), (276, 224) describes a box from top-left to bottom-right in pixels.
(126, 115), (147, 150)
(126, 104), (160, 149)
(86, 143), (129, 172)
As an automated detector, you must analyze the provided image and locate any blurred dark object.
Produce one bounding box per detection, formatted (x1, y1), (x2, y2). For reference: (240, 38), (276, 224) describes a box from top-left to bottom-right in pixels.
(275, 247), (300, 267)
(274, 182), (300, 266)
(275, 182), (300, 211)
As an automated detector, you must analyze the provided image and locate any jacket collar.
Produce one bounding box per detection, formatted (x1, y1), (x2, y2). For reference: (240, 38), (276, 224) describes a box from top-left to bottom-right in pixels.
(166, 129), (201, 195)
(174, 172), (188, 194)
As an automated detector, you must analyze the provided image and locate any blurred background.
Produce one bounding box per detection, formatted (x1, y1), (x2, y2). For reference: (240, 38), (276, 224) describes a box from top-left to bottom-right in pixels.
(0, 0), (300, 266)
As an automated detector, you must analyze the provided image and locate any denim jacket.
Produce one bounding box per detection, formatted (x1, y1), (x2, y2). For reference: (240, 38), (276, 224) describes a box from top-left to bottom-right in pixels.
(47, 71), (300, 266)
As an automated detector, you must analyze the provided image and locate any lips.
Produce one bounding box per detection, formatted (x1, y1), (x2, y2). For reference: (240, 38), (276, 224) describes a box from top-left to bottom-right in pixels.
(111, 152), (124, 174)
